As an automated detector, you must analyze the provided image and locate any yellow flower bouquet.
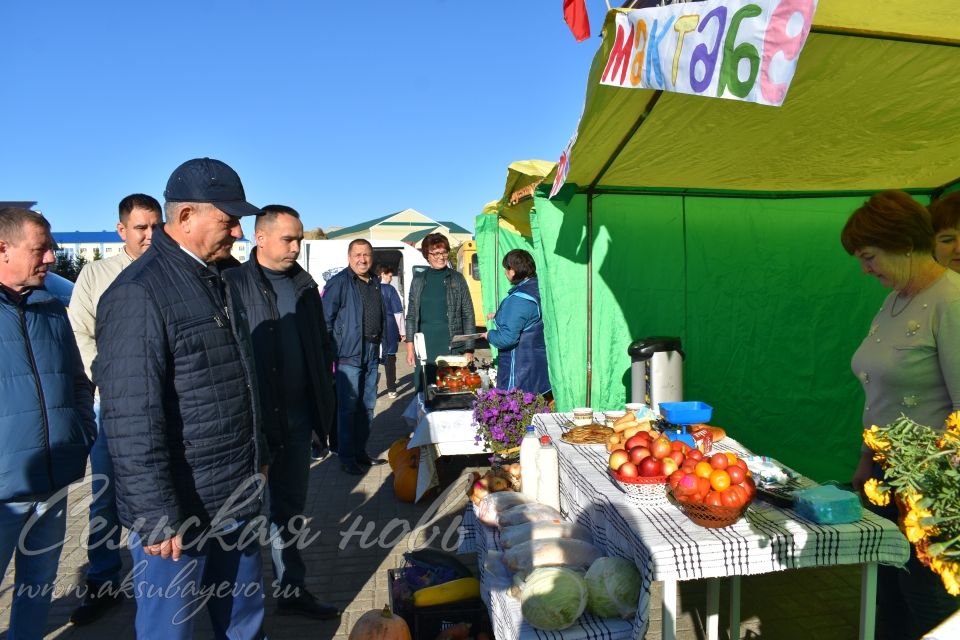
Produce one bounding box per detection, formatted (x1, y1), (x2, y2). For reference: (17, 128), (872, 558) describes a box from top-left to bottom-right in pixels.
(863, 413), (960, 595)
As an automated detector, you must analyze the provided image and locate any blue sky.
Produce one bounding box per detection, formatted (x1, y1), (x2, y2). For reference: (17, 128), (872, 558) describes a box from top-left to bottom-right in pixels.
(1, 1), (609, 236)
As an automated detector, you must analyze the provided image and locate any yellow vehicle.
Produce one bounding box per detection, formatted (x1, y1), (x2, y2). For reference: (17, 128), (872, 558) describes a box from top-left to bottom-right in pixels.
(456, 240), (484, 331)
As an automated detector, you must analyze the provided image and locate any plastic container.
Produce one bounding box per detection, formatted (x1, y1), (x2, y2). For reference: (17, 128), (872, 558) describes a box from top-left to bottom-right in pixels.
(536, 436), (560, 510)
(659, 401), (713, 425)
(792, 485), (862, 524)
(519, 427), (540, 501)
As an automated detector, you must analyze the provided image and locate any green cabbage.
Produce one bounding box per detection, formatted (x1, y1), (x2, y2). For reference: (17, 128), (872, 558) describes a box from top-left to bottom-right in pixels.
(584, 556), (642, 619)
(520, 567), (588, 630)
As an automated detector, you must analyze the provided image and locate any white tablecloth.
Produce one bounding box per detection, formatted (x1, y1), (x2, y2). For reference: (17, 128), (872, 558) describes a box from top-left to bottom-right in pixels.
(533, 412), (911, 638)
(461, 506), (635, 640)
(405, 393), (490, 501)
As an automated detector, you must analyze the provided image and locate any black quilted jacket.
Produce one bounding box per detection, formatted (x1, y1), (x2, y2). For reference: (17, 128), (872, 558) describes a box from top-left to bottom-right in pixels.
(94, 227), (264, 542)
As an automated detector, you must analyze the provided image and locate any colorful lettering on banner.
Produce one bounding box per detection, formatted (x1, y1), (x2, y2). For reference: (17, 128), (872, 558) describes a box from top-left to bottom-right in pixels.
(598, 0), (818, 106)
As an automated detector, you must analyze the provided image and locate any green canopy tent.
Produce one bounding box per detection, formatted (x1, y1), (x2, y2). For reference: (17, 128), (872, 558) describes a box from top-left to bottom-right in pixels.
(475, 160), (555, 357)
(531, 0), (960, 481)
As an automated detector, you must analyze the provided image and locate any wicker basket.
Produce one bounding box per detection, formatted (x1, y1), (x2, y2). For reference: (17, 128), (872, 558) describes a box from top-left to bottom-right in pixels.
(669, 494), (751, 528)
(609, 469), (668, 508)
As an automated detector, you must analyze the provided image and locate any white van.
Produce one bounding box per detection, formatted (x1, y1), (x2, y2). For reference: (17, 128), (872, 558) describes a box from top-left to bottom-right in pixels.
(297, 239), (428, 312)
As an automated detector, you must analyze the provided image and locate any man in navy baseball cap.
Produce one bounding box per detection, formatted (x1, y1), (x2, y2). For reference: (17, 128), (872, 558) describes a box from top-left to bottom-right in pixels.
(164, 157), (262, 219)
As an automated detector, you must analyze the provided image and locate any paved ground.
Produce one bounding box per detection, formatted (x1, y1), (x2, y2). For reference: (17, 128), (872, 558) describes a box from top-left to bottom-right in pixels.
(0, 354), (865, 639)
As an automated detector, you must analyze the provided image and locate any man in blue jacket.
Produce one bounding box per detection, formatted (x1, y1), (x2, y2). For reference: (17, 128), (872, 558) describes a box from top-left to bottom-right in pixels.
(95, 158), (268, 639)
(224, 204), (340, 620)
(0, 207), (97, 638)
(322, 239), (388, 475)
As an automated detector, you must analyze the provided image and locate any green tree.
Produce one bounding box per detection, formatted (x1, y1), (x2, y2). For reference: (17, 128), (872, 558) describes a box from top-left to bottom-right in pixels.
(53, 251), (88, 282)
(92, 248), (102, 261)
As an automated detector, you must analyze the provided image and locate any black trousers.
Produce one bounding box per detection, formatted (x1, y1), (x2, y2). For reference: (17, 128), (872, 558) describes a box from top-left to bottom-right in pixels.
(382, 354), (397, 392)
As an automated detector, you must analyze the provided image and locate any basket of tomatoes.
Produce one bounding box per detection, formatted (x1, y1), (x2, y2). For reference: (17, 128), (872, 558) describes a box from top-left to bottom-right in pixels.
(667, 451), (756, 528)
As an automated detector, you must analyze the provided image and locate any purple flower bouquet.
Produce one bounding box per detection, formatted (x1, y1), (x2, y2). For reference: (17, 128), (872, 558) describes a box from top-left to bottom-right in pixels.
(473, 387), (550, 454)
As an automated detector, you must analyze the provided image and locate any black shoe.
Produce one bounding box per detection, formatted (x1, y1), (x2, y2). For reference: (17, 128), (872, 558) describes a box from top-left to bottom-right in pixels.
(358, 455), (387, 466)
(70, 582), (122, 626)
(311, 444), (331, 462)
(276, 589), (341, 620)
(341, 461), (365, 475)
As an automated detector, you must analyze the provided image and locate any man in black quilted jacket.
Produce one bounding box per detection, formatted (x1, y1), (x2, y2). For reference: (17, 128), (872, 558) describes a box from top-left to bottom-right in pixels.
(94, 158), (268, 640)
(223, 205), (340, 620)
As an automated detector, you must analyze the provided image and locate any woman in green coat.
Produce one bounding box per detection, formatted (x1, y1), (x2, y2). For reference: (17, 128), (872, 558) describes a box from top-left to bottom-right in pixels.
(404, 233), (475, 391)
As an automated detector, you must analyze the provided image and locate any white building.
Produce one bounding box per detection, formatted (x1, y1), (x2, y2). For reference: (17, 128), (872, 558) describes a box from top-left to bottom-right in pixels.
(52, 231), (252, 262)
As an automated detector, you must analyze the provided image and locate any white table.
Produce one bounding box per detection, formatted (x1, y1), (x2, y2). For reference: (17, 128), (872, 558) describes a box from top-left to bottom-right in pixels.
(404, 393), (490, 501)
(461, 506), (635, 640)
(532, 412), (911, 640)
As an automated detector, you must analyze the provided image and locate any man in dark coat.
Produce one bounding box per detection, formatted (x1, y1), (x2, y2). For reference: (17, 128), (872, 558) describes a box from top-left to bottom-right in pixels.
(223, 204), (340, 620)
(95, 158), (268, 639)
(0, 207), (96, 639)
(322, 239), (388, 475)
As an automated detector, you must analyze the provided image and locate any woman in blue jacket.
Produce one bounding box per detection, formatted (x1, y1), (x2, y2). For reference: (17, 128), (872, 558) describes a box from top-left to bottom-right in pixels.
(483, 249), (551, 396)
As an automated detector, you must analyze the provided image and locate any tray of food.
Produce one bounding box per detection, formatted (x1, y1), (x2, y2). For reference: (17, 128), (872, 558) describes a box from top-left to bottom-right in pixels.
(560, 422), (613, 446)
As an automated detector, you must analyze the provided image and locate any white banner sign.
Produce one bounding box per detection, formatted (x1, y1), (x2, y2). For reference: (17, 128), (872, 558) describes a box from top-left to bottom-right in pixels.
(599, 0), (817, 106)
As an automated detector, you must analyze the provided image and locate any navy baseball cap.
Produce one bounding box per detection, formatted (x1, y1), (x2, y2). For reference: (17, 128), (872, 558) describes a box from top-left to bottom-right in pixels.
(163, 158), (261, 218)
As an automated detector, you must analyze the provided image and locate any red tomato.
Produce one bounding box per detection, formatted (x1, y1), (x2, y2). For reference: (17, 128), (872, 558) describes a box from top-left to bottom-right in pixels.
(697, 476), (711, 496)
(733, 458), (748, 471)
(721, 487), (743, 507)
(726, 465), (746, 485)
(669, 470), (685, 490)
(680, 442), (693, 454)
(687, 449), (703, 462)
(741, 477), (757, 500)
(709, 469), (731, 492)
(704, 491), (723, 507)
(670, 440), (685, 452)
(709, 453), (729, 470)
(729, 485), (749, 505)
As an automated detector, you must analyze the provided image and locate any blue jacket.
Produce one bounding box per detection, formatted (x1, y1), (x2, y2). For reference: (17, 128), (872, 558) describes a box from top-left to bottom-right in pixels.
(0, 285), (95, 502)
(94, 227), (264, 541)
(322, 267), (386, 367)
(487, 277), (551, 395)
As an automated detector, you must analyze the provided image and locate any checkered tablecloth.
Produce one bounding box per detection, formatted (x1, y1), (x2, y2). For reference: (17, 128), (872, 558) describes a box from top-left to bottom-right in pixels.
(536, 412), (911, 636)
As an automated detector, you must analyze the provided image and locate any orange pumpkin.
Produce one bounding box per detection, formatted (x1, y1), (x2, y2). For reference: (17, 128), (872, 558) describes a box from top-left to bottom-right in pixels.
(388, 437), (412, 471)
(349, 605), (411, 640)
(393, 454), (419, 503)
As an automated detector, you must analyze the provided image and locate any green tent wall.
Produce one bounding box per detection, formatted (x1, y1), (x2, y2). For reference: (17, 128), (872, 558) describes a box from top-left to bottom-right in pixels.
(530, 2), (960, 482)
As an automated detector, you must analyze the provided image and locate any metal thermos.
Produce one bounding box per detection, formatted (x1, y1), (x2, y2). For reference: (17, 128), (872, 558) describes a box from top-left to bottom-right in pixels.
(628, 336), (684, 413)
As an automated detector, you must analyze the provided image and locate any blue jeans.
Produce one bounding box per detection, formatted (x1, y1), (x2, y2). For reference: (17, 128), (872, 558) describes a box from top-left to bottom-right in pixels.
(335, 342), (380, 464)
(86, 413), (122, 585)
(269, 404), (312, 589)
(0, 495), (68, 640)
(128, 523), (266, 640)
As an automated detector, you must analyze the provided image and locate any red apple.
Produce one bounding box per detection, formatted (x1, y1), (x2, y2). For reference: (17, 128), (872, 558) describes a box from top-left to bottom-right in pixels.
(650, 436), (673, 460)
(618, 462), (639, 479)
(624, 434), (650, 450)
(639, 457), (663, 477)
(668, 450), (685, 466)
(628, 447), (651, 465)
(660, 457), (679, 477)
(608, 449), (630, 471)
(670, 440), (685, 451)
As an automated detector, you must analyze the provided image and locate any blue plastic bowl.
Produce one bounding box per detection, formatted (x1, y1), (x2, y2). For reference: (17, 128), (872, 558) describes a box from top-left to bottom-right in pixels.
(659, 401), (713, 425)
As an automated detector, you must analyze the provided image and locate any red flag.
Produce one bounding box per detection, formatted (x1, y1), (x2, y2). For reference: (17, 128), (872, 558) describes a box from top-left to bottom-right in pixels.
(563, 0), (591, 42)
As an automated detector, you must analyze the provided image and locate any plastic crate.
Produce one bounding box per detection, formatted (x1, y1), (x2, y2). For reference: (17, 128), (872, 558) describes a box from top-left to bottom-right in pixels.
(388, 568), (492, 640)
(659, 401), (713, 425)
